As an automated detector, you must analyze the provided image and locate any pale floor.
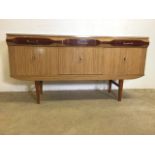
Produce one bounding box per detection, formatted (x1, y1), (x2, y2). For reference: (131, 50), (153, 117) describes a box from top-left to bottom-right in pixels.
(0, 89), (155, 134)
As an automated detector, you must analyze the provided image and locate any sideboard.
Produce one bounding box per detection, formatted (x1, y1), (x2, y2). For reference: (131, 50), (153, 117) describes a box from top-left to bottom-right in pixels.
(6, 34), (149, 103)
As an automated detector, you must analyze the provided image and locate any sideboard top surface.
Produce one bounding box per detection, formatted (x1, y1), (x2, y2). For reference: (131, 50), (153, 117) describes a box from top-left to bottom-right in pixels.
(6, 33), (149, 40)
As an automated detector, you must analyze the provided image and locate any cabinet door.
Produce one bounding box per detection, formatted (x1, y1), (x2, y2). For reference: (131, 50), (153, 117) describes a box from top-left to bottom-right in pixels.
(59, 47), (105, 74)
(9, 46), (58, 76)
(122, 48), (147, 75)
(99, 48), (122, 75)
(101, 48), (146, 75)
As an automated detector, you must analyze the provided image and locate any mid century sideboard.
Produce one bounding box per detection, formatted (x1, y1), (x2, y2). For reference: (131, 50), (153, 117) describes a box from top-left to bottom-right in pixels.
(6, 34), (149, 103)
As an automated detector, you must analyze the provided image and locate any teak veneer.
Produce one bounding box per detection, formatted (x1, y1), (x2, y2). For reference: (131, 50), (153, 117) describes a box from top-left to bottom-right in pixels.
(6, 34), (149, 103)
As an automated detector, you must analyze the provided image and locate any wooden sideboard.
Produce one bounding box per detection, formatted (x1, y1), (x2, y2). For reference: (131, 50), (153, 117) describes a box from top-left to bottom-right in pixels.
(6, 34), (149, 103)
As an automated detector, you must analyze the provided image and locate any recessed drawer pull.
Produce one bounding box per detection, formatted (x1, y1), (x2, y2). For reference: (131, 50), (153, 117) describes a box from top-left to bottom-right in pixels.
(32, 55), (36, 61)
(79, 56), (83, 62)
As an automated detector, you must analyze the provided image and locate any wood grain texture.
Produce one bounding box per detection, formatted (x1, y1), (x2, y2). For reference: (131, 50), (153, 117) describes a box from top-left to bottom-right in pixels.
(59, 47), (147, 76)
(9, 46), (58, 76)
(59, 47), (105, 74)
(124, 48), (147, 75)
(8, 46), (147, 80)
(7, 34), (149, 47)
(7, 34), (149, 81)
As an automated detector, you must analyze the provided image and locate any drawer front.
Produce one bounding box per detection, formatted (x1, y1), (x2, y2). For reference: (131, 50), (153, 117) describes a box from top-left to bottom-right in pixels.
(9, 46), (58, 76)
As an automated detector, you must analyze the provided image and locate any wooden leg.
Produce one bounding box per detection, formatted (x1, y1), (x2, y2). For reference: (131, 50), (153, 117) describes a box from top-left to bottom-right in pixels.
(118, 80), (124, 101)
(40, 81), (43, 94)
(107, 79), (124, 101)
(108, 80), (112, 93)
(35, 81), (41, 104)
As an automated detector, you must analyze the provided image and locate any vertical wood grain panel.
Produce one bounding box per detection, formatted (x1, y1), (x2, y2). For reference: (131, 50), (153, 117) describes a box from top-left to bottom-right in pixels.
(9, 46), (58, 76)
(125, 48), (147, 75)
(9, 46), (147, 78)
(100, 48), (122, 74)
(58, 47), (147, 75)
(59, 47), (105, 74)
(59, 47), (124, 75)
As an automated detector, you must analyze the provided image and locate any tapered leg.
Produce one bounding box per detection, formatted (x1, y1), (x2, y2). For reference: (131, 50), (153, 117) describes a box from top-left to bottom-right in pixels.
(118, 80), (124, 101)
(40, 81), (43, 94)
(108, 80), (112, 93)
(35, 81), (41, 104)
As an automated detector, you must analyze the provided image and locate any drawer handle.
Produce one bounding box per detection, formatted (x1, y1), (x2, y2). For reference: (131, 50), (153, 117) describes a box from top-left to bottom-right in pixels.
(79, 56), (83, 62)
(32, 55), (36, 61)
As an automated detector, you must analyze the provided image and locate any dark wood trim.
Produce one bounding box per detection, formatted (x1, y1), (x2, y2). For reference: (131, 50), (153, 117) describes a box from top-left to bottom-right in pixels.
(109, 40), (149, 47)
(6, 37), (62, 45)
(63, 39), (101, 46)
(6, 37), (149, 47)
(63, 39), (149, 47)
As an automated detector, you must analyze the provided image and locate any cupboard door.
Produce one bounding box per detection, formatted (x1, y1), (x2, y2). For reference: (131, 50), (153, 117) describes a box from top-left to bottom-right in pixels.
(9, 46), (58, 76)
(102, 48), (147, 75)
(59, 47), (106, 74)
(123, 48), (147, 75)
(99, 48), (122, 75)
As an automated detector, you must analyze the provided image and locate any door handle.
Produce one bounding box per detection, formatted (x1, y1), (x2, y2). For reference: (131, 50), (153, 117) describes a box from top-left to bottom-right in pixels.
(79, 56), (83, 62)
(32, 55), (36, 61)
